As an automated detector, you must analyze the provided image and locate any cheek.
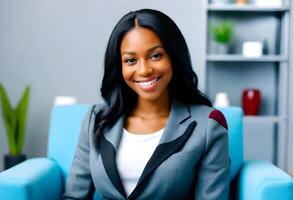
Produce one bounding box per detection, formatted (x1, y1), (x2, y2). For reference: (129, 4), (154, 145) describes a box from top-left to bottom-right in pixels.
(161, 62), (173, 81)
(122, 65), (132, 82)
(166, 65), (173, 78)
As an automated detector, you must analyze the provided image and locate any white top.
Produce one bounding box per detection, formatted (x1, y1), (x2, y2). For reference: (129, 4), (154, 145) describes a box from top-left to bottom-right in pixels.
(116, 128), (164, 197)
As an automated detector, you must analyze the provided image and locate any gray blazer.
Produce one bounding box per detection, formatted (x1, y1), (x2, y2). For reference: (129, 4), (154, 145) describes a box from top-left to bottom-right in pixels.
(63, 99), (230, 200)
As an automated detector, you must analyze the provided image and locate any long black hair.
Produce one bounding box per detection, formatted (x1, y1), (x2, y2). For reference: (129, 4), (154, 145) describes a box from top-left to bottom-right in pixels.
(94, 9), (211, 147)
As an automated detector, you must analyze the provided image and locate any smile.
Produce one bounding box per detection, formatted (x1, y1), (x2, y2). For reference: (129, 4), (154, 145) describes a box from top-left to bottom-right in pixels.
(134, 76), (161, 89)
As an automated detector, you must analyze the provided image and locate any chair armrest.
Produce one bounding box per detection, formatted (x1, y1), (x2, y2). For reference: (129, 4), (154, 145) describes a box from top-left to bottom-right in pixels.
(237, 160), (293, 200)
(0, 157), (63, 200)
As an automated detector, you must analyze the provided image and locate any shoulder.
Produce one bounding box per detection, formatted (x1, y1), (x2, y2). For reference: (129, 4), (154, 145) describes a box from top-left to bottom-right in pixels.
(82, 103), (107, 128)
(188, 104), (228, 130)
(92, 103), (107, 115)
(188, 104), (229, 154)
(80, 103), (107, 140)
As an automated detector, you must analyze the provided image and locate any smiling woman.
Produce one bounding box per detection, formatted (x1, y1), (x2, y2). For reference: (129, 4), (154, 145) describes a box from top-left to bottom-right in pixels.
(62, 9), (230, 200)
(121, 26), (172, 108)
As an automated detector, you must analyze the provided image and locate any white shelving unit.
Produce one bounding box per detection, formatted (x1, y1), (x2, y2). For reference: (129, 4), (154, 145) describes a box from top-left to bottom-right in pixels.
(203, 0), (290, 170)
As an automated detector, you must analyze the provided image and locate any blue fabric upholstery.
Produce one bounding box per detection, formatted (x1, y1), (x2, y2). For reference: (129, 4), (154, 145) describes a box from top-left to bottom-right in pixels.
(218, 106), (244, 181)
(238, 160), (293, 200)
(47, 104), (91, 179)
(0, 158), (62, 200)
(0, 105), (292, 200)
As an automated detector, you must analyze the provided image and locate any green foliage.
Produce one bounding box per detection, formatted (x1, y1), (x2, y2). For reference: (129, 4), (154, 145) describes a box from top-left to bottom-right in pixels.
(0, 84), (30, 155)
(210, 21), (233, 44)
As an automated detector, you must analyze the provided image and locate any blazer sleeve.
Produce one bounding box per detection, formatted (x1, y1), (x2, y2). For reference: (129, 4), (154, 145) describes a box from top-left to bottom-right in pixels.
(194, 110), (230, 200)
(62, 105), (97, 200)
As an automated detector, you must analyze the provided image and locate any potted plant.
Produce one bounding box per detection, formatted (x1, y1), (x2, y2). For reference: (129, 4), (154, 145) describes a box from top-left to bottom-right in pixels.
(210, 0), (229, 5)
(0, 84), (30, 169)
(210, 21), (233, 54)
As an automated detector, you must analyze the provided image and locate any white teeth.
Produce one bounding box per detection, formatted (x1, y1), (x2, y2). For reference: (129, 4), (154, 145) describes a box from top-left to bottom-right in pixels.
(136, 77), (160, 88)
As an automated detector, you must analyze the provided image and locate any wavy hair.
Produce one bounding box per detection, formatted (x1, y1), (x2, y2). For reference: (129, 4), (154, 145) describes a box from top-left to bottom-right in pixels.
(94, 9), (211, 147)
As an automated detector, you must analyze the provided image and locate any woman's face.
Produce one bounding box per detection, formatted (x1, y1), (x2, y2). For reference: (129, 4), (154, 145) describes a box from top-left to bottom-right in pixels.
(120, 27), (173, 102)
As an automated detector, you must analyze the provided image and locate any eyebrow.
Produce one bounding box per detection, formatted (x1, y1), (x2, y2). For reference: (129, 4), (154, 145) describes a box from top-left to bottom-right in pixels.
(121, 45), (163, 56)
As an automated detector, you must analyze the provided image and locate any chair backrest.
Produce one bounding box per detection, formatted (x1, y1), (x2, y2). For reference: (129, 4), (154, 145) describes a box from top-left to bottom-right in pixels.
(47, 104), (91, 179)
(47, 105), (244, 182)
(218, 106), (244, 181)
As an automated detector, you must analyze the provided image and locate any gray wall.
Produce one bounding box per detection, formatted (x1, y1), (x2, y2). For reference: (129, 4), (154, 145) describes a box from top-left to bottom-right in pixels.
(0, 0), (206, 170)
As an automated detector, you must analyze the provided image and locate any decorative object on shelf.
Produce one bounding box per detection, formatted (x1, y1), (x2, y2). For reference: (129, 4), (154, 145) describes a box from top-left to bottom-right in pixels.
(214, 92), (230, 107)
(236, 0), (248, 5)
(242, 88), (261, 115)
(262, 38), (269, 54)
(210, 21), (233, 54)
(242, 41), (263, 57)
(210, 0), (230, 5)
(254, 0), (283, 7)
(0, 84), (31, 169)
(54, 96), (77, 106)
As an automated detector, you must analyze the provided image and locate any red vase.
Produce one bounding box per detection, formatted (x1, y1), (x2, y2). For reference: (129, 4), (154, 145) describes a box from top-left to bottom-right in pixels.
(242, 89), (261, 115)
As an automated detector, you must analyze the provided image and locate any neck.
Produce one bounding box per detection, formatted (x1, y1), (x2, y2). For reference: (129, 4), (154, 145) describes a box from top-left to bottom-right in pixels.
(132, 94), (171, 118)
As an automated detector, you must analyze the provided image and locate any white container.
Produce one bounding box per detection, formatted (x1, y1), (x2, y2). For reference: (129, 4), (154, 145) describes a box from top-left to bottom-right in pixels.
(254, 0), (282, 7)
(54, 96), (77, 106)
(242, 41), (263, 58)
(214, 92), (230, 107)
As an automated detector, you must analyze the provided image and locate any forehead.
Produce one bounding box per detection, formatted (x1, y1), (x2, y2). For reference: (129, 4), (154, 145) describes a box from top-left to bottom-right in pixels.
(120, 27), (163, 53)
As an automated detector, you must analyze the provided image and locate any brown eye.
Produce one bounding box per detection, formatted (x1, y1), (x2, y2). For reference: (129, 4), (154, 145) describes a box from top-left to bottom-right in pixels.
(124, 58), (136, 65)
(150, 53), (163, 60)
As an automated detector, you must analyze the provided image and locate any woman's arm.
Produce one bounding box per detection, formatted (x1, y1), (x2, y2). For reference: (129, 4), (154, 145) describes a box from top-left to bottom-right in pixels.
(194, 110), (230, 200)
(62, 105), (97, 200)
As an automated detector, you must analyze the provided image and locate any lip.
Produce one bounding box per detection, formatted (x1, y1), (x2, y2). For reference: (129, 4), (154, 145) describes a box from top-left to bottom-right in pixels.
(134, 76), (162, 91)
(133, 76), (161, 83)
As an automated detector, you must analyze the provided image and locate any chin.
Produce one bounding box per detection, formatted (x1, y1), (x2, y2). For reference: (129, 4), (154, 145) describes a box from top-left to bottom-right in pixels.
(137, 92), (165, 102)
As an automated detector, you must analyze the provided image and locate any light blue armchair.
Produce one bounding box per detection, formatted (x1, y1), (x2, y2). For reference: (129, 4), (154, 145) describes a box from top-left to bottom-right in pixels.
(0, 105), (292, 200)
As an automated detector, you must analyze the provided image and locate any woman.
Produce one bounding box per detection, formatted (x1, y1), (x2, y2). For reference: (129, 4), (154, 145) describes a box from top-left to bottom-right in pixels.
(63, 9), (230, 200)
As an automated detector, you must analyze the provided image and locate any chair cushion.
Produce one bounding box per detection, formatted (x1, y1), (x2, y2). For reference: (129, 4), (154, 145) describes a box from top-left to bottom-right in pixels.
(218, 106), (244, 181)
(47, 104), (91, 179)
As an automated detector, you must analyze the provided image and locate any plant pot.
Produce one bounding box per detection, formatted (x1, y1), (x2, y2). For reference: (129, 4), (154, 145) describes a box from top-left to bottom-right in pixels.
(211, 0), (229, 5)
(216, 43), (229, 54)
(4, 154), (26, 170)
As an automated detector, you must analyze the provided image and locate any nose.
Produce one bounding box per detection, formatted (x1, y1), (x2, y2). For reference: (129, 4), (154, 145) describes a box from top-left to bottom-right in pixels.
(137, 60), (154, 76)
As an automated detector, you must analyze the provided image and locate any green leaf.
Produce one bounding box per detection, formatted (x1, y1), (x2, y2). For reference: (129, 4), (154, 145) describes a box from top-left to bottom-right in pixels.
(0, 84), (17, 154)
(210, 21), (233, 44)
(0, 84), (31, 155)
(15, 86), (30, 154)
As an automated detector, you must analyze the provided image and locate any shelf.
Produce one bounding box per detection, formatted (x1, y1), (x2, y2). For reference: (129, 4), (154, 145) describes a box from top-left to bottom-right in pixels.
(207, 4), (290, 12)
(205, 0), (291, 169)
(244, 116), (285, 123)
(206, 55), (287, 62)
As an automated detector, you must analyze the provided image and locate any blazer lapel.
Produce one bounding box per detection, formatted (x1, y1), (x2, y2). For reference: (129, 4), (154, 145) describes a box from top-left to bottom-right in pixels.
(99, 99), (198, 199)
(158, 99), (193, 144)
(99, 115), (127, 198)
(128, 99), (198, 200)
